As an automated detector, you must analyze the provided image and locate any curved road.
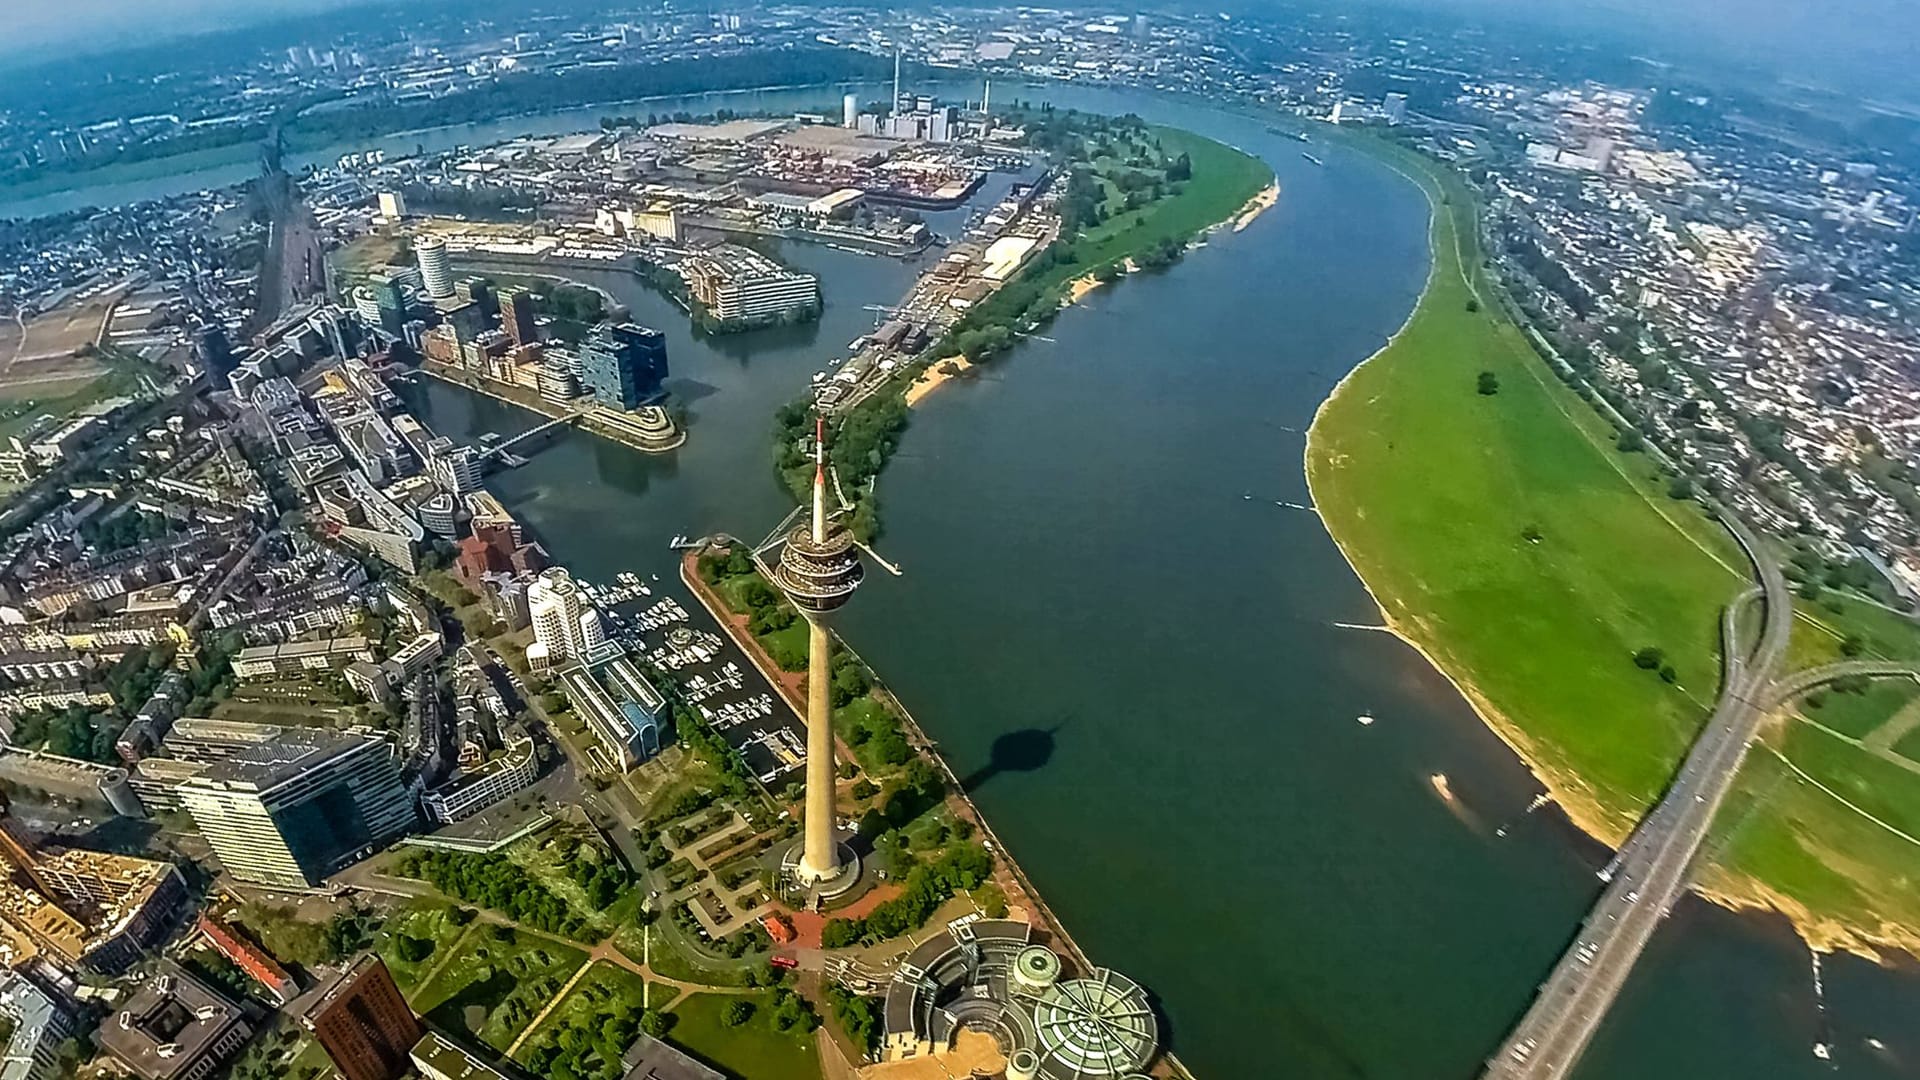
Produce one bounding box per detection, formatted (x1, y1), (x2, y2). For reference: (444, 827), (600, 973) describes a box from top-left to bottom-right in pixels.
(1484, 515), (1791, 1080)
(1764, 659), (1920, 711)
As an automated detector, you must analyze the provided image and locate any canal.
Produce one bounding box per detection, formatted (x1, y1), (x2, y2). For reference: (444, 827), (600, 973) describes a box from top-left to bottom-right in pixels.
(92, 82), (1920, 1079)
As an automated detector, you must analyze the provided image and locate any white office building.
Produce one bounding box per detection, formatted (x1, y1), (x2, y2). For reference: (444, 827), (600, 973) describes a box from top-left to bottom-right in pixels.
(429, 443), (484, 495)
(527, 568), (605, 672)
(0, 973), (69, 1080)
(421, 736), (538, 824)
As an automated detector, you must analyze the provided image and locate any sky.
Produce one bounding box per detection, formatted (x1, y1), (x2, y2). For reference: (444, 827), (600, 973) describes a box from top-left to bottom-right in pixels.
(1349, 0), (1920, 95)
(4, 0), (368, 52)
(7, 0), (1917, 97)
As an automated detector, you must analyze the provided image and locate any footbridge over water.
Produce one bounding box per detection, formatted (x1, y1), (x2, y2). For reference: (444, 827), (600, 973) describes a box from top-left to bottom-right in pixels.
(473, 409), (586, 463)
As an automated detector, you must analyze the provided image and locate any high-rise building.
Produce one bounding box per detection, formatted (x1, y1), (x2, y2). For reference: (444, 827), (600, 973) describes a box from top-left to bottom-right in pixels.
(176, 730), (416, 889)
(414, 236), (454, 300)
(377, 192), (408, 220)
(772, 416), (864, 894)
(843, 92), (859, 128)
(1383, 92), (1409, 125)
(499, 287), (539, 346)
(367, 274), (408, 335)
(193, 322), (235, 380)
(302, 955), (422, 1080)
(527, 568), (605, 672)
(454, 276), (497, 318)
(578, 323), (669, 410)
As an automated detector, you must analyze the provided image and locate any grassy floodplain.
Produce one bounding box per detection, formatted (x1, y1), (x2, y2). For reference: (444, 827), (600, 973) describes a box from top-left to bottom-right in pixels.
(1307, 133), (1920, 956)
(1306, 137), (1744, 842)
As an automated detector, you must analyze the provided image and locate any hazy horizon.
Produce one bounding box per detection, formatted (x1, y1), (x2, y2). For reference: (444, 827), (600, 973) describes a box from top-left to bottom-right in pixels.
(4, 0), (1916, 98)
(5, 0), (371, 53)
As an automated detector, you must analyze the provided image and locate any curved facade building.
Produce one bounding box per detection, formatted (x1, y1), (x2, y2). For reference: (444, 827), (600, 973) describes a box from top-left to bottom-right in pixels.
(880, 918), (1161, 1079)
(415, 236), (454, 300)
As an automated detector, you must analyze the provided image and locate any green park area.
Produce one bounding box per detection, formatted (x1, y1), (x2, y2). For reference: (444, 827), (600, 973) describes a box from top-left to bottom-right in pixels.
(665, 991), (825, 1080)
(405, 921), (588, 1052)
(1307, 133), (1920, 952)
(512, 961), (661, 1079)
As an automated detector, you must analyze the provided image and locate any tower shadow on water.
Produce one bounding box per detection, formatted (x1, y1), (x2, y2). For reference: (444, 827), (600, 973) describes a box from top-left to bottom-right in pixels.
(959, 723), (1062, 793)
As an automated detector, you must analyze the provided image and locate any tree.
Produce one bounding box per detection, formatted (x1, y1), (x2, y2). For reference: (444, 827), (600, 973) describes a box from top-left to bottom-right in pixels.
(820, 919), (862, 949)
(1839, 634), (1866, 658)
(394, 934), (434, 963)
(723, 1000), (754, 1027)
(1632, 647), (1665, 670)
(1477, 371), (1500, 396)
(1466, 298), (1481, 313)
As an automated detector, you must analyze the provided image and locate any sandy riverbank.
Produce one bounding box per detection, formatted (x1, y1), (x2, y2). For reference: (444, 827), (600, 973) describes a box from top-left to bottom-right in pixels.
(1229, 180), (1280, 232)
(903, 355), (975, 408)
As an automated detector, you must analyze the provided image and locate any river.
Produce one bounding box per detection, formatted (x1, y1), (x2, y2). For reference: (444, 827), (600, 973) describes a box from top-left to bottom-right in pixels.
(131, 81), (1920, 1078)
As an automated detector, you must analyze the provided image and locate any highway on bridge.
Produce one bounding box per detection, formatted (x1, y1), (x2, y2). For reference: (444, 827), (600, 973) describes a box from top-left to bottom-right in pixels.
(1483, 515), (1794, 1080)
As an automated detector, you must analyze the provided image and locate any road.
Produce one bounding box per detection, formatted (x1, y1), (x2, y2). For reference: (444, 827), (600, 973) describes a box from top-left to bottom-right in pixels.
(1483, 515), (1791, 1079)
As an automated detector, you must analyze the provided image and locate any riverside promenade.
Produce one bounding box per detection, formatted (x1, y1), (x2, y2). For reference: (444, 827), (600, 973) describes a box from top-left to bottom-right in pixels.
(679, 539), (1194, 1080)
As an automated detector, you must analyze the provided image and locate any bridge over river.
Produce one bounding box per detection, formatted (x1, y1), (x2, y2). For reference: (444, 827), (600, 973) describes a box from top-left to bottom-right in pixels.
(1484, 514), (1920, 1080)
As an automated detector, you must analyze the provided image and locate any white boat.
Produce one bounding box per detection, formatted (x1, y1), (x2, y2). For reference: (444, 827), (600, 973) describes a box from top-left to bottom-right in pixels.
(1357, 713), (1375, 726)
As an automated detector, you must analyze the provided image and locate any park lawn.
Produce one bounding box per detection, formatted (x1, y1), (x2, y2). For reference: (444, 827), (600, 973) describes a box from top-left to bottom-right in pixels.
(1799, 680), (1920, 741)
(506, 828), (626, 932)
(760, 621), (810, 670)
(512, 961), (657, 1068)
(1803, 594), (1920, 662)
(333, 233), (410, 286)
(1306, 141), (1743, 842)
(1895, 726), (1920, 766)
(713, 571), (777, 615)
(409, 925), (587, 1053)
(667, 993), (824, 1080)
(0, 357), (149, 424)
(374, 900), (476, 994)
(1707, 724), (1920, 948)
(613, 925), (753, 988)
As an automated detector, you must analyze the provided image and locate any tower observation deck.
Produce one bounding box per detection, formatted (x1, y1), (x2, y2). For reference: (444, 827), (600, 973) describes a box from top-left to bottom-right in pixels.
(775, 415), (865, 892)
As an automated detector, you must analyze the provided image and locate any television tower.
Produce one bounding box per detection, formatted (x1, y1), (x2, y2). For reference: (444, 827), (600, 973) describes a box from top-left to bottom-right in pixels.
(774, 415), (865, 890)
(892, 44), (903, 118)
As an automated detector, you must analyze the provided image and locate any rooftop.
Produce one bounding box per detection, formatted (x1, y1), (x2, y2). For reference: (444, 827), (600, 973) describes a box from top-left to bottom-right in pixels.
(620, 1033), (724, 1080)
(183, 727), (377, 791)
(97, 962), (248, 1080)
